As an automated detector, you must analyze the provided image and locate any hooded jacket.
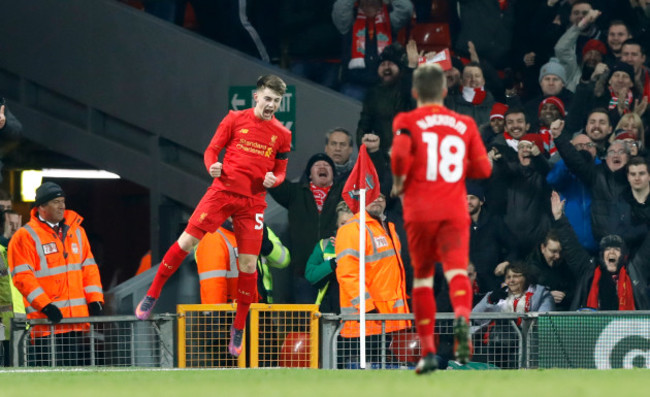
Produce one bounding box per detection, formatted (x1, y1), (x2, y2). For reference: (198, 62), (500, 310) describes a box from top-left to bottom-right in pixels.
(553, 216), (650, 310)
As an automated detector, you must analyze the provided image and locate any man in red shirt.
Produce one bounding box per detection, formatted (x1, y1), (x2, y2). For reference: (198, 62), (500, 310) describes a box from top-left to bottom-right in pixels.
(391, 63), (492, 374)
(135, 75), (291, 358)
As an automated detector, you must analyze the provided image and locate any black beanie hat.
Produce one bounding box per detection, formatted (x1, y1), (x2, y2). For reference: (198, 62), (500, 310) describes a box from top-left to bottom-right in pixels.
(304, 153), (336, 181)
(380, 43), (407, 70)
(34, 182), (65, 207)
(599, 234), (628, 259)
(609, 61), (635, 82)
(466, 181), (485, 202)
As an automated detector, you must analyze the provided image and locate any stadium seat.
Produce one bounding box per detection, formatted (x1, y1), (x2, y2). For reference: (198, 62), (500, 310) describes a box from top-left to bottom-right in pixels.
(409, 23), (451, 53)
(389, 331), (421, 363)
(279, 332), (311, 368)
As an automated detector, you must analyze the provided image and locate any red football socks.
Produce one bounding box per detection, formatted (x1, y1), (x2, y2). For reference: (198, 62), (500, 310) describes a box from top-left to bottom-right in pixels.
(448, 274), (472, 320)
(412, 286), (436, 356)
(233, 271), (257, 330)
(148, 242), (189, 298)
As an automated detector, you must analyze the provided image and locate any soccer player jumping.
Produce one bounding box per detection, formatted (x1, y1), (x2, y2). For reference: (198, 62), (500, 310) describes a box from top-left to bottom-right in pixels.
(390, 64), (492, 374)
(135, 75), (291, 358)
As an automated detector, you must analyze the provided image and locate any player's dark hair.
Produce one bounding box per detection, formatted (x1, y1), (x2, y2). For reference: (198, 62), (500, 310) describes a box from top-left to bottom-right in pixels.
(413, 63), (445, 102)
(257, 74), (287, 96)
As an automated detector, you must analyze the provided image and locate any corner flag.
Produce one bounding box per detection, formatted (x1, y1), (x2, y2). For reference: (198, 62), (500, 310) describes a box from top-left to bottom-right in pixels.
(342, 144), (380, 213)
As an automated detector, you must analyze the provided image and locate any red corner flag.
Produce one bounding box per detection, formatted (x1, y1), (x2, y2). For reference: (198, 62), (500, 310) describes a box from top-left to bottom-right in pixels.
(342, 144), (380, 213)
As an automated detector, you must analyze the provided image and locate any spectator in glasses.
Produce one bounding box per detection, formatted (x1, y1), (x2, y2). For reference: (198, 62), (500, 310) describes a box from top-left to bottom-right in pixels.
(551, 119), (646, 249)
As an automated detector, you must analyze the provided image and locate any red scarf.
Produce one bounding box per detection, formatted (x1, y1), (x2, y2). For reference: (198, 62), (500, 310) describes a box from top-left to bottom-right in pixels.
(483, 289), (532, 343)
(608, 88), (633, 113)
(460, 86), (487, 105)
(538, 127), (557, 156)
(310, 182), (331, 213)
(642, 68), (650, 101)
(586, 266), (635, 310)
(349, 5), (392, 69)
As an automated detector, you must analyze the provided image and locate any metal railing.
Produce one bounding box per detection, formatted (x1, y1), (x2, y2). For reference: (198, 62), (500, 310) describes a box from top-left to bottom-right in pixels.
(5, 310), (649, 369)
(321, 311), (650, 370)
(9, 314), (176, 367)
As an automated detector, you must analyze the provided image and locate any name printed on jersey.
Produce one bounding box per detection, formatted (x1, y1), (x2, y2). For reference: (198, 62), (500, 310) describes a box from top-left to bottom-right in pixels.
(374, 236), (389, 249)
(416, 115), (467, 135)
(43, 242), (58, 255)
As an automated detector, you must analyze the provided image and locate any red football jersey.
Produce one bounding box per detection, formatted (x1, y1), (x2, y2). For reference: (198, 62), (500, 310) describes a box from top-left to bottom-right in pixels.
(391, 104), (491, 222)
(204, 108), (291, 198)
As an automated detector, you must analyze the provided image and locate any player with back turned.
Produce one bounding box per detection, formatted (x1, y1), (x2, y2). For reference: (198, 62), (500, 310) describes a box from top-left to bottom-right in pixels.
(135, 75), (291, 358)
(391, 63), (492, 374)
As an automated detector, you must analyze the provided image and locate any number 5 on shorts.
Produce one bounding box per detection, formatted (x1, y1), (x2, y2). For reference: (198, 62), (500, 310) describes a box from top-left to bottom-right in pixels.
(255, 213), (264, 230)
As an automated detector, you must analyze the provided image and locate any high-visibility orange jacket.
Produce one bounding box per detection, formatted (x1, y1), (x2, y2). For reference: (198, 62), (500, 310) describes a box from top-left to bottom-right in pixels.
(194, 226), (290, 304)
(335, 212), (410, 338)
(135, 250), (151, 276)
(8, 208), (104, 338)
(194, 227), (240, 304)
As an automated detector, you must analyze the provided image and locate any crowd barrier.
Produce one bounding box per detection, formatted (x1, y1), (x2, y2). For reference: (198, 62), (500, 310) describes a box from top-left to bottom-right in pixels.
(8, 315), (175, 367)
(177, 303), (320, 369)
(5, 309), (650, 369)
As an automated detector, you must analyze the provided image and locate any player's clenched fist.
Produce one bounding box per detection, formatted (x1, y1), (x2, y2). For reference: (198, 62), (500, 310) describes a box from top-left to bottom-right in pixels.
(263, 172), (277, 188)
(209, 162), (223, 178)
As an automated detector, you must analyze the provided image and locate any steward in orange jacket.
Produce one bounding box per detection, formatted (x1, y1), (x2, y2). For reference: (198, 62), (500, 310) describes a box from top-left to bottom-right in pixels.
(195, 226), (240, 303)
(194, 220), (290, 304)
(335, 195), (410, 338)
(8, 182), (103, 339)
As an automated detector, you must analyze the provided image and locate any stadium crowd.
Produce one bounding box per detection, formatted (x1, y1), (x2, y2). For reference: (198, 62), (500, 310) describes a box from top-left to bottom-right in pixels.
(2, 0), (650, 366)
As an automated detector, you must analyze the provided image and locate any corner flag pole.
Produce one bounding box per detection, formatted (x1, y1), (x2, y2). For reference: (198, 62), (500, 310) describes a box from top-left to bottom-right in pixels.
(359, 187), (367, 369)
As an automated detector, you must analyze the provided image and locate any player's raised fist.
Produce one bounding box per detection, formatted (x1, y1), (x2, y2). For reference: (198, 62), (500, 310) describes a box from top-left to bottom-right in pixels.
(209, 162), (223, 178)
(263, 172), (277, 188)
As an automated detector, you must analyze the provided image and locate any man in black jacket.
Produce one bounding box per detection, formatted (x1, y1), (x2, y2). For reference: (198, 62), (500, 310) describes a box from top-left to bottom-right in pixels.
(525, 229), (574, 311)
(467, 182), (519, 293)
(551, 191), (650, 310)
(269, 153), (343, 303)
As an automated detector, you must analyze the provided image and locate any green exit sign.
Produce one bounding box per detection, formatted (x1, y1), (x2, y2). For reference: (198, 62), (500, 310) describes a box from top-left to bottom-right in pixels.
(228, 85), (296, 149)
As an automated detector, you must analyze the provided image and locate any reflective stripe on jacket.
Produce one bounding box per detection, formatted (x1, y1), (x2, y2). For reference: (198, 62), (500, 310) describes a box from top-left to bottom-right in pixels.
(1, 244), (26, 340)
(8, 208), (103, 338)
(194, 226), (290, 304)
(335, 212), (410, 338)
(194, 227), (240, 304)
(257, 227), (290, 303)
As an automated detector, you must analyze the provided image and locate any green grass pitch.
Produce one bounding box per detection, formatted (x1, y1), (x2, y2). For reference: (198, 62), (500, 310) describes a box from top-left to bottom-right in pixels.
(1, 368), (648, 397)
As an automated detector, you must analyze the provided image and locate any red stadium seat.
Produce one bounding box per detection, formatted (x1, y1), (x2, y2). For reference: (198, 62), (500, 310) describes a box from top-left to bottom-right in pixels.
(409, 23), (451, 53)
(389, 331), (421, 363)
(279, 332), (311, 368)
